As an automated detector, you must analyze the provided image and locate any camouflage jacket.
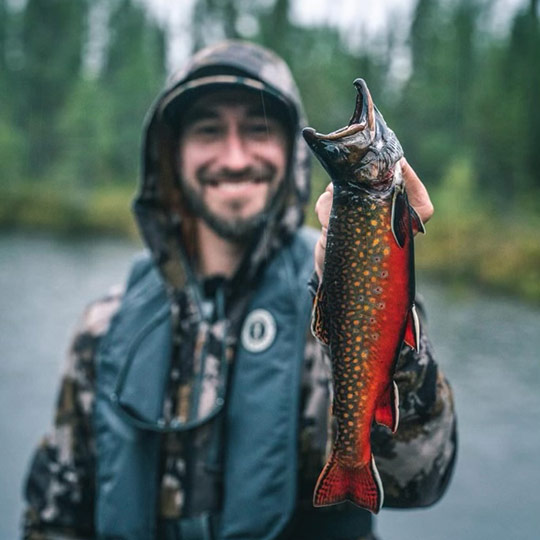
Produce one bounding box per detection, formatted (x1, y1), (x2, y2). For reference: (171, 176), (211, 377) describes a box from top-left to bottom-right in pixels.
(22, 41), (457, 539)
(22, 276), (456, 540)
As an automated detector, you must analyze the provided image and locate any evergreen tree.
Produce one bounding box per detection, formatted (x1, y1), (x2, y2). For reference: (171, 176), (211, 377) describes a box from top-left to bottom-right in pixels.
(0, 0), (25, 185)
(192, 0), (241, 50)
(471, 0), (540, 209)
(395, 0), (481, 187)
(99, 0), (167, 184)
(14, 0), (88, 180)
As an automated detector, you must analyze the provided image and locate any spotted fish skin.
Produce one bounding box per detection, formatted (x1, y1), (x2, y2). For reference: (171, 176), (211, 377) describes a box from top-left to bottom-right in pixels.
(303, 79), (422, 514)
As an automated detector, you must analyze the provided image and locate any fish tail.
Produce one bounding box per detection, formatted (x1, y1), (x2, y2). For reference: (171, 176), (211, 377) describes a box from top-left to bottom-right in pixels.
(313, 453), (384, 514)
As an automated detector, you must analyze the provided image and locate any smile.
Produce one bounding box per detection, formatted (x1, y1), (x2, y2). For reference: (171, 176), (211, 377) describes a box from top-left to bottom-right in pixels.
(207, 180), (266, 191)
(201, 176), (272, 188)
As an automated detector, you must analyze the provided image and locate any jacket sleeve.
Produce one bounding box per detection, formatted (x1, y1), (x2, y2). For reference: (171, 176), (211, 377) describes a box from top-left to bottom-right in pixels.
(370, 298), (457, 508)
(22, 291), (122, 540)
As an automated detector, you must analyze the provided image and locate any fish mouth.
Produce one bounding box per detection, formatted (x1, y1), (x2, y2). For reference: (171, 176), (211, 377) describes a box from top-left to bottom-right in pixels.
(303, 78), (375, 142)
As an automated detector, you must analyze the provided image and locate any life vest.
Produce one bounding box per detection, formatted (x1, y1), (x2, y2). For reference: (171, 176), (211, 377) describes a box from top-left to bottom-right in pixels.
(94, 227), (371, 539)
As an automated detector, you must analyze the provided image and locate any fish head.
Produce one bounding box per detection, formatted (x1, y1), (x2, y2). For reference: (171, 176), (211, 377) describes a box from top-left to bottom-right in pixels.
(303, 79), (402, 191)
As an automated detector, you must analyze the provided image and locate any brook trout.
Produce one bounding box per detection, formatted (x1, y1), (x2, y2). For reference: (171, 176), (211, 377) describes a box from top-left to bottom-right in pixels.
(302, 79), (424, 514)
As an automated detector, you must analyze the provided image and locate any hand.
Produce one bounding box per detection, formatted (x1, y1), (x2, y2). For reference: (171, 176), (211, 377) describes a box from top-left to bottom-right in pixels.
(400, 157), (434, 225)
(313, 158), (433, 280)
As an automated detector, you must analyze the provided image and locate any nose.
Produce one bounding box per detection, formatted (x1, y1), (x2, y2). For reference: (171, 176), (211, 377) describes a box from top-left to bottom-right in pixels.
(220, 126), (251, 172)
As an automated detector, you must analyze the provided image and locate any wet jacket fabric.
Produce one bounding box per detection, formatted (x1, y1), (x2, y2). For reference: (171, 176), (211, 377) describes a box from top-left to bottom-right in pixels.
(94, 229), (363, 540)
(22, 41), (457, 540)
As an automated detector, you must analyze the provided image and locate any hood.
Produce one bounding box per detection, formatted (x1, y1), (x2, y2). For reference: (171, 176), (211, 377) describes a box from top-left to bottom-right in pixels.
(133, 40), (311, 292)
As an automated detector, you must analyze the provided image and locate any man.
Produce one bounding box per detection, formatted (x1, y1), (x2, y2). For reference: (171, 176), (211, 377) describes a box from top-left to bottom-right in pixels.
(23, 41), (456, 540)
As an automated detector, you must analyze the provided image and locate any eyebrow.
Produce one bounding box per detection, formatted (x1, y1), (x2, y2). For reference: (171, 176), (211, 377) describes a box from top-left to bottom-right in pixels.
(181, 102), (279, 130)
(182, 106), (220, 127)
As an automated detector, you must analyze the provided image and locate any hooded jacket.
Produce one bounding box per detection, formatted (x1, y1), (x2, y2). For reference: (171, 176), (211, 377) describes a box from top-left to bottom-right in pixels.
(133, 40), (311, 293)
(23, 41), (457, 540)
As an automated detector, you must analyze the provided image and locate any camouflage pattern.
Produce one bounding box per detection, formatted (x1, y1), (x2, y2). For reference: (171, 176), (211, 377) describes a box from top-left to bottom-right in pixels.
(23, 287), (456, 538)
(22, 40), (457, 539)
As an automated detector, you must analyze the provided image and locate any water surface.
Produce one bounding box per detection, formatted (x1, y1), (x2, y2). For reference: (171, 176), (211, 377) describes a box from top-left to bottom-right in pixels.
(1, 233), (539, 539)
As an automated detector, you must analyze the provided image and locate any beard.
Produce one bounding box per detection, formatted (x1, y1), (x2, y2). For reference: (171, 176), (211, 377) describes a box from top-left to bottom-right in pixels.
(179, 165), (281, 243)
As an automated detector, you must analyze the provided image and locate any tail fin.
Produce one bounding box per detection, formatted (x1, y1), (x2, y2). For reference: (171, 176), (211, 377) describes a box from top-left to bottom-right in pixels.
(313, 454), (384, 514)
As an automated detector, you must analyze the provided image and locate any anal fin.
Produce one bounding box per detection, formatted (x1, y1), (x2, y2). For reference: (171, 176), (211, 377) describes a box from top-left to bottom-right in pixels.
(375, 381), (400, 433)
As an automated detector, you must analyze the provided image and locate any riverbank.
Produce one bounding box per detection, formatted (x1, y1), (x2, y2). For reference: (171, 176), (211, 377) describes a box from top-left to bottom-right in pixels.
(415, 210), (540, 302)
(0, 184), (138, 238)
(2, 183), (539, 303)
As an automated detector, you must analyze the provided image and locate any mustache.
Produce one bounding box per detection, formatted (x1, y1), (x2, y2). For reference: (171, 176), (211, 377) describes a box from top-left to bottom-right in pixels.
(197, 164), (277, 186)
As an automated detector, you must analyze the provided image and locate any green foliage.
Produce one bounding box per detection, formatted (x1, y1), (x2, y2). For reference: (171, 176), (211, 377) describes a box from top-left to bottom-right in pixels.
(13, 0), (88, 180)
(101, 0), (166, 182)
(0, 182), (135, 236)
(417, 208), (540, 303)
(470, 0), (540, 207)
(0, 117), (25, 187)
(2, 0), (540, 300)
(416, 153), (540, 302)
(392, 0), (482, 187)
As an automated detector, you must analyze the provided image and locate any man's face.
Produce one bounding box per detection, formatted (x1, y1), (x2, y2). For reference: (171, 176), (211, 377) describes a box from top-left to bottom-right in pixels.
(177, 88), (289, 242)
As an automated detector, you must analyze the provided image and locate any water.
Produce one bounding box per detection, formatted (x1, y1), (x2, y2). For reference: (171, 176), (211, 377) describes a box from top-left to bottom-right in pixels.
(0, 233), (138, 538)
(1, 233), (539, 539)
(377, 283), (540, 540)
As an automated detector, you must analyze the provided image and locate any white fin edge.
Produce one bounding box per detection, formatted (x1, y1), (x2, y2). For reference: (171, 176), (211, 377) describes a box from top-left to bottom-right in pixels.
(392, 380), (400, 433)
(411, 304), (421, 352)
(390, 186), (400, 247)
(370, 454), (385, 512)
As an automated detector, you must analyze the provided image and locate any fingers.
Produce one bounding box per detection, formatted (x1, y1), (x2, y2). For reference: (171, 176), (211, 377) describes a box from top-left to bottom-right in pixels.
(315, 183), (333, 230)
(314, 237), (325, 280)
(314, 183), (333, 280)
(313, 160), (431, 279)
(400, 157), (434, 224)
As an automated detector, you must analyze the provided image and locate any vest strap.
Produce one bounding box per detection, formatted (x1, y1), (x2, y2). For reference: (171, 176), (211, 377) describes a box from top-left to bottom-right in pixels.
(177, 513), (221, 540)
(95, 229), (374, 540)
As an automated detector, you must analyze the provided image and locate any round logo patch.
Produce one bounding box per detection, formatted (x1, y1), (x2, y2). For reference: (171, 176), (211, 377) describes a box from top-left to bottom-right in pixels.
(241, 309), (277, 353)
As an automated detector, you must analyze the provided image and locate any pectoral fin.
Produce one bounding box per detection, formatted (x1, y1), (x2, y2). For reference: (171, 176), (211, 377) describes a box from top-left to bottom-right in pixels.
(403, 304), (421, 352)
(410, 205), (426, 235)
(311, 283), (330, 345)
(375, 381), (400, 433)
(391, 186), (408, 248)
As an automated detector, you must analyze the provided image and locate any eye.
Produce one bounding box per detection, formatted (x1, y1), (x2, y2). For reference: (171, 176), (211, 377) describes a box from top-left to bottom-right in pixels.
(245, 121), (271, 138)
(188, 121), (224, 139)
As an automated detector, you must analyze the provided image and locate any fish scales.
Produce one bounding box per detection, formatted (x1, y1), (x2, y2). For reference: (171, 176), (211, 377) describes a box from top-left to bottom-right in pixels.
(303, 79), (423, 514)
(327, 192), (409, 455)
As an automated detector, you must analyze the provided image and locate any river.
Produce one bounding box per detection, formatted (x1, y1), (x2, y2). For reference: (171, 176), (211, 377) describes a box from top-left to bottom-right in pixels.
(1, 233), (539, 539)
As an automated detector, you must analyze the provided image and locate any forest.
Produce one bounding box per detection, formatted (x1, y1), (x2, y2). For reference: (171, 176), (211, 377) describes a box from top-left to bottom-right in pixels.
(1, 0), (539, 300)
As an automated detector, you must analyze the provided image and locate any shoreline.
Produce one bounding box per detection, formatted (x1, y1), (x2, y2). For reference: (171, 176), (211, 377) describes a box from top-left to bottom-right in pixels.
(2, 185), (539, 304)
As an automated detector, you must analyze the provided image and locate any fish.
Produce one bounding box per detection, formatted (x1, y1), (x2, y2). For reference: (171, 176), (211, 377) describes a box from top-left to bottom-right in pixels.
(302, 78), (425, 514)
